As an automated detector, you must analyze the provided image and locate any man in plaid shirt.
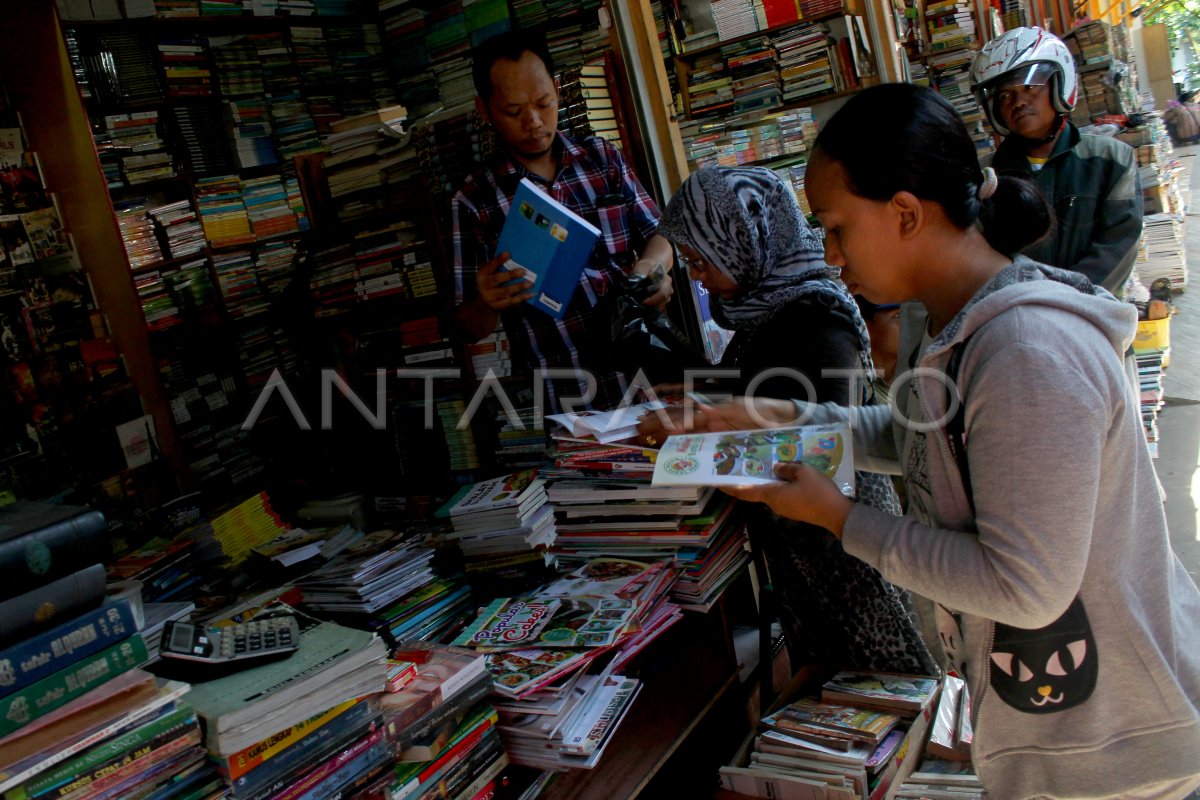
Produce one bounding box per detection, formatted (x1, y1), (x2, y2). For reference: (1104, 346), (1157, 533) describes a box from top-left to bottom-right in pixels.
(451, 31), (676, 412)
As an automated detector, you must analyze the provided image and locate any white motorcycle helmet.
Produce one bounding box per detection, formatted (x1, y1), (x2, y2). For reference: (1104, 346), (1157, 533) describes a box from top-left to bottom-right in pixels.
(969, 27), (1078, 137)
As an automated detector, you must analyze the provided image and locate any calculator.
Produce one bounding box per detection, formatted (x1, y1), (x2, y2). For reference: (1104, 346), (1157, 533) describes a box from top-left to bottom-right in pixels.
(159, 615), (300, 665)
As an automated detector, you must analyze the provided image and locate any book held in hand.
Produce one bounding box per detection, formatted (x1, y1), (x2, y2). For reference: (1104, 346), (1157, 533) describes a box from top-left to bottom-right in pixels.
(495, 177), (600, 320)
(651, 423), (855, 493)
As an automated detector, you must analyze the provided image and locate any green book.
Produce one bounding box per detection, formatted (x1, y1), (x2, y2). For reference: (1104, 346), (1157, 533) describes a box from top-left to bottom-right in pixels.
(10, 704), (194, 800)
(0, 635), (148, 738)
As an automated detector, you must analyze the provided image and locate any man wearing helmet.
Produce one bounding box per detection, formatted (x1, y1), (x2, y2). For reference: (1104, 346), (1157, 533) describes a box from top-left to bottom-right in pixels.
(970, 27), (1142, 295)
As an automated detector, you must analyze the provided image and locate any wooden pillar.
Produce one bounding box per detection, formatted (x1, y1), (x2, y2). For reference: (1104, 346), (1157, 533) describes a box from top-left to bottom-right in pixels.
(0, 3), (186, 483)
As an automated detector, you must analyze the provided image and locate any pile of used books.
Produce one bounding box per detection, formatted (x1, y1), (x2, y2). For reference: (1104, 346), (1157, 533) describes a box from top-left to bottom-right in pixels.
(720, 670), (942, 799)
(435, 469), (557, 594)
(450, 557), (682, 770)
(0, 500), (221, 799)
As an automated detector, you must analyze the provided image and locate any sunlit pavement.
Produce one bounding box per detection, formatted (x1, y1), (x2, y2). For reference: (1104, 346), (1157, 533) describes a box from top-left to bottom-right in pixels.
(1156, 144), (1200, 582)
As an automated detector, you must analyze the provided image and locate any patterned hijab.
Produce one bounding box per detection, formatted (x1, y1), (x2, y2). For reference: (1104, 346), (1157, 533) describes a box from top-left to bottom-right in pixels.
(658, 167), (877, 392)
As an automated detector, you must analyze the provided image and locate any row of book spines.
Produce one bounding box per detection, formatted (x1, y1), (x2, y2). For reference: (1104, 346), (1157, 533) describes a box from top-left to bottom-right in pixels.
(5, 704), (197, 800)
(0, 600), (138, 703)
(0, 634), (149, 740)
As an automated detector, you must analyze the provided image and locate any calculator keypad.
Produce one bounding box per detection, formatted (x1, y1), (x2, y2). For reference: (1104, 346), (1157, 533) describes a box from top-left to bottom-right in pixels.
(161, 616), (300, 664)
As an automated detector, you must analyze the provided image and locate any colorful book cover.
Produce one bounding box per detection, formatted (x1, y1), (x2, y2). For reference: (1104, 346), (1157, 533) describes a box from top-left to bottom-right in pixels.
(820, 670), (940, 713)
(451, 598), (562, 649)
(435, 470), (543, 518)
(495, 177), (600, 320)
(652, 423), (855, 493)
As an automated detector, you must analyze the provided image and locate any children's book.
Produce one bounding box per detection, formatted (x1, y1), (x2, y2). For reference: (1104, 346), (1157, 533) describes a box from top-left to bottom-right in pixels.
(651, 423), (855, 493)
(495, 177), (600, 320)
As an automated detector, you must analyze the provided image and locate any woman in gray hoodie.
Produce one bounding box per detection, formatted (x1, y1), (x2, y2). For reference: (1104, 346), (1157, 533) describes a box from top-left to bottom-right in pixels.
(641, 84), (1200, 799)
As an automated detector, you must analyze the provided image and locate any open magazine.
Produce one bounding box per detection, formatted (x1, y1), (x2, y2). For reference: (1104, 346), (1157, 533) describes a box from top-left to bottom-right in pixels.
(650, 422), (855, 495)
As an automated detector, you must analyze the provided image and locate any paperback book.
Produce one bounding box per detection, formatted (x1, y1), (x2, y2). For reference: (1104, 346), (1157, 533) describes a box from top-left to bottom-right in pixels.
(495, 177), (600, 320)
(651, 423), (855, 492)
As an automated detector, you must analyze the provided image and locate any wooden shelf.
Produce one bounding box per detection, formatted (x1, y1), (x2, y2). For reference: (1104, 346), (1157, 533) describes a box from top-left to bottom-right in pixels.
(130, 251), (208, 274)
(672, 10), (846, 61)
(684, 85), (863, 123)
(62, 13), (367, 30)
(108, 174), (192, 197)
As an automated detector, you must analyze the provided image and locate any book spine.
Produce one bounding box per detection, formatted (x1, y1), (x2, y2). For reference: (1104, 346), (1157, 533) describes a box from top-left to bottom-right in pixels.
(0, 566), (107, 650)
(30, 710), (198, 799)
(270, 728), (385, 800)
(318, 757), (391, 800)
(219, 698), (363, 782)
(230, 710), (380, 800)
(392, 675), (492, 753)
(400, 699), (494, 763)
(0, 601), (136, 701)
(449, 752), (506, 800)
(391, 718), (495, 800)
(0, 635), (148, 738)
(292, 740), (390, 800)
(54, 728), (200, 800)
(0, 511), (108, 602)
(0, 683), (184, 792)
(416, 731), (501, 800)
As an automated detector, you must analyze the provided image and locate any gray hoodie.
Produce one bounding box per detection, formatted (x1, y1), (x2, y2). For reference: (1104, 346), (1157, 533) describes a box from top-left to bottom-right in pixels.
(801, 257), (1200, 798)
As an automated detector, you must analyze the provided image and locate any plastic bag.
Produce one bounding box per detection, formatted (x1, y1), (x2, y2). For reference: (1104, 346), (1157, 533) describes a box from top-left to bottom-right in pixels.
(591, 268), (705, 385)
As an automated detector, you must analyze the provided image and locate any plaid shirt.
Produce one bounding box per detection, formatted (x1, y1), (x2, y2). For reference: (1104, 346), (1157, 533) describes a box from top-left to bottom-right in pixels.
(452, 133), (661, 411)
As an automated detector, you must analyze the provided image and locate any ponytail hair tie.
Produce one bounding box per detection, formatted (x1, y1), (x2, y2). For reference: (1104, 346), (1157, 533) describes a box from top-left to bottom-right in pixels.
(978, 166), (998, 201)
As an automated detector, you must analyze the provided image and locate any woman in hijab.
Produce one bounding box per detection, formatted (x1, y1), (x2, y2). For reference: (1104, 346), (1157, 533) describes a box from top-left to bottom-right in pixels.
(657, 166), (936, 676)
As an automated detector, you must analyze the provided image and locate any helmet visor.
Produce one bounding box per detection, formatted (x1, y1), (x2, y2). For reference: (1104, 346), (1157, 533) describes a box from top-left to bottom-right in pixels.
(982, 63), (1057, 129)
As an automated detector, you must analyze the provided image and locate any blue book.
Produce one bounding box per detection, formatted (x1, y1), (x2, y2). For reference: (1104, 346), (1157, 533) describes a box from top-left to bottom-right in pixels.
(0, 598), (138, 701)
(495, 177), (601, 320)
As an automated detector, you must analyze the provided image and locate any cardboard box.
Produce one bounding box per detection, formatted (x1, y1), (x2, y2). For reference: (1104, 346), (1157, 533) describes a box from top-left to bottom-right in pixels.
(718, 676), (941, 800)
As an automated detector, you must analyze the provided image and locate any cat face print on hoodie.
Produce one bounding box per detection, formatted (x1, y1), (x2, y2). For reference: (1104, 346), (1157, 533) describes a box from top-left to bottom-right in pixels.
(990, 596), (1098, 713)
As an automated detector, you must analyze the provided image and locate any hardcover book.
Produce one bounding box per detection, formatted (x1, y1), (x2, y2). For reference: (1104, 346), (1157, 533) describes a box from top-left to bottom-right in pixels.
(651, 423), (855, 493)
(495, 177), (600, 320)
(0, 501), (108, 602)
(0, 599), (137, 701)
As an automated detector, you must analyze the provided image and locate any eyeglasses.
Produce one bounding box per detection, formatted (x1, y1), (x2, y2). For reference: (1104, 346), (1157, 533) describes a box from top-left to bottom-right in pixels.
(676, 251), (712, 275)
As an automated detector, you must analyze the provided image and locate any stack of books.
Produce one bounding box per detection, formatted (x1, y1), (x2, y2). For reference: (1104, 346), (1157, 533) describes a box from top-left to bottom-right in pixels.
(107, 535), (198, 603)
(171, 104), (236, 176)
(226, 98), (278, 170)
(1137, 212), (1185, 287)
(184, 603), (389, 795)
(721, 671), (940, 799)
(411, 106), (489, 196)
(929, 49), (993, 156)
(724, 37), (783, 116)
(0, 503), (217, 799)
(93, 112), (178, 189)
(148, 199), (205, 259)
(436, 470), (557, 588)
(399, 315), (455, 367)
(296, 530), (466, 640)
(241, 175), (299, 240)
(380, 642), (505, 800)
(158, 38), (212, 98)
(775, 24), (837, 102)
(115, 202), (164, 269)
(687, 52), (735, 119)
(924, 0), (976, 53)
(0, 668), (214, 799)
(212, 249), (269, 320)
(711, 0), (762, 41)
(894, 757), (984, 799)
(558, 60), (624, 149)
(195, 175), (254, 248)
